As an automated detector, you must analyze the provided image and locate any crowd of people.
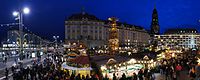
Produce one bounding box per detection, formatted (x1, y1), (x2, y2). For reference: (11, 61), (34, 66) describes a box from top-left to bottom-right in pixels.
(158, 57), (200, 80)
(3, 52), (160, 80)
(3, 52), (200, 80)
(4, 53), (108, 80)
(103, 68), (155, 80)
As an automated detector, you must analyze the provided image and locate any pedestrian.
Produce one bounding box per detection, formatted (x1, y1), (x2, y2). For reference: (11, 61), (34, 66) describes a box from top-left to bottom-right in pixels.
(175, 64), (182, 78)
(120, 73), (126, 80)
(82, 75), (86, 80)
(189, 66), (196, 80)
(165, 66), (170, 80)
(132, 72), (137, 80)
(113, 73), (117, 80)
(91, 74), (98, 80)
(86, 74), (90, 80)
(116, 73), (120, 80)
(144, 68), (148, 80)
(70, 74), (75, 80)
(75, 73), (81, 80)
(11, 66), (15, 73)
(172, 71), (177, 80)
(195, 63), (200, 80)
(3, 57), (5, 63)
(5, 57), (7, 63)
(160, 65), (164, 75)
(138, 69), (144, 80)
(27, 53), (29, 59)
(5, 68), (9, 80)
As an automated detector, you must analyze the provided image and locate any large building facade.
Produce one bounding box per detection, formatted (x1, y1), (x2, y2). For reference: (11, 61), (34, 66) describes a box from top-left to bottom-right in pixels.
(65, 12), (107, 48)
(65, 12), (150, 49)
(154, 28), (200, 50)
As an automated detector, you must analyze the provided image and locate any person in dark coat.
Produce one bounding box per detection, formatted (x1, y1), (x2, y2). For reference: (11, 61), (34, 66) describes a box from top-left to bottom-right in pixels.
(82, 75), (86, 80)
(132, 72), (137, 80)
(113, 73), (117, 80)
(75, 73), (81, 80)
(70, 74), (75, 80)
(5, 68), (9, 80)
(86, 74), (90, 80)
(120, 73), (126, 80)
(138, 69), (144, 80)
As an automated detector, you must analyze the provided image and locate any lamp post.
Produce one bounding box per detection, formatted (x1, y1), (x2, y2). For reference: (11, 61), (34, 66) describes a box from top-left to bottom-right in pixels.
(13, 7), (30, 60)
(53, 36), (59, 53)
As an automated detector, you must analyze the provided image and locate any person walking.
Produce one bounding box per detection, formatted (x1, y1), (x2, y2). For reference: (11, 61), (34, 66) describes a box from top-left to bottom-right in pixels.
(189, 66), (196, 80)
(172, 71), (177, 80)
(175, 64), (182, 79)
(113, 73), (117, 80)
(5, 56), (7, 63)
(195, 63), (200, 80)
(144, 68), (148, 80)
(132, 72), (137, 80)
(5, 68), (9, 80)
(120, 73), (126, 80)
(138, 69), (144, 80)
(160, 65), (164, 75)
(75, 73), (81, 80)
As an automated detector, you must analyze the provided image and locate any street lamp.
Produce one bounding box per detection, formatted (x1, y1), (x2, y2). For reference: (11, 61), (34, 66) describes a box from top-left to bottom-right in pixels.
(13, 7), (30, 16)
(53, 36), (59, 53)
(23, 7), (30, 14)
(12, 11), (19, 17)
(13, 7), (30, 60)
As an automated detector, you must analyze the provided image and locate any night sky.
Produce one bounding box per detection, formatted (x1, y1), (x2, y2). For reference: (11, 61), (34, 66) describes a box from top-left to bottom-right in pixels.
(1, 0), (200, 41)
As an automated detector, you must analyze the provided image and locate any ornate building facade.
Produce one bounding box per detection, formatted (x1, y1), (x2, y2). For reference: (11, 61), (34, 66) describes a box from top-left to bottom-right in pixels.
(65, 12), (150, 49)
(65, 12), (107, 48)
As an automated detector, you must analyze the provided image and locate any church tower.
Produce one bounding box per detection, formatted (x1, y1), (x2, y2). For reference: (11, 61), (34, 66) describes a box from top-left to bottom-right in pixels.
(150, 7), (160, 36)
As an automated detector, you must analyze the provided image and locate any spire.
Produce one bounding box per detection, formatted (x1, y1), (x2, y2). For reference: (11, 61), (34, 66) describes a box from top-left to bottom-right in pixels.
(81, 6), (85, 15)
(154, 2), (156, 9)
(153, 3), (157, 13)
(150, 3), (159, 36)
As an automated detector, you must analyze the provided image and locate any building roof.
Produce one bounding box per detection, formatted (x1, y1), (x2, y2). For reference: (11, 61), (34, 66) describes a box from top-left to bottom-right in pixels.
(104, 20), (145, 30)
(68, 12), (100, 21)
(164, 28), (198, 34)
(67, 12), (146, 32)
(72, 55), (90, 65)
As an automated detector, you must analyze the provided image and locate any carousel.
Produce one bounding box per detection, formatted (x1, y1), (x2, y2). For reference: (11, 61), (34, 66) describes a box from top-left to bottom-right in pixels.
(62, 43), (92, 76)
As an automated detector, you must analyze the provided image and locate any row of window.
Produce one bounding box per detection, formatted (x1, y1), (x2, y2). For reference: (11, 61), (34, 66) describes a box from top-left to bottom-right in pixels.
(67, 30), (106, 34)
(67, 26), (105, 29)
(66, 35), (105, 40)
(67, 21), (104, 25)
(161, 35), (198, 37)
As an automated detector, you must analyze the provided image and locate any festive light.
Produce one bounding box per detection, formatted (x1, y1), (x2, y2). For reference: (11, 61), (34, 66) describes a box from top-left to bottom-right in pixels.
(23, 7), (30, 14)
(197, 58), (200, 64)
